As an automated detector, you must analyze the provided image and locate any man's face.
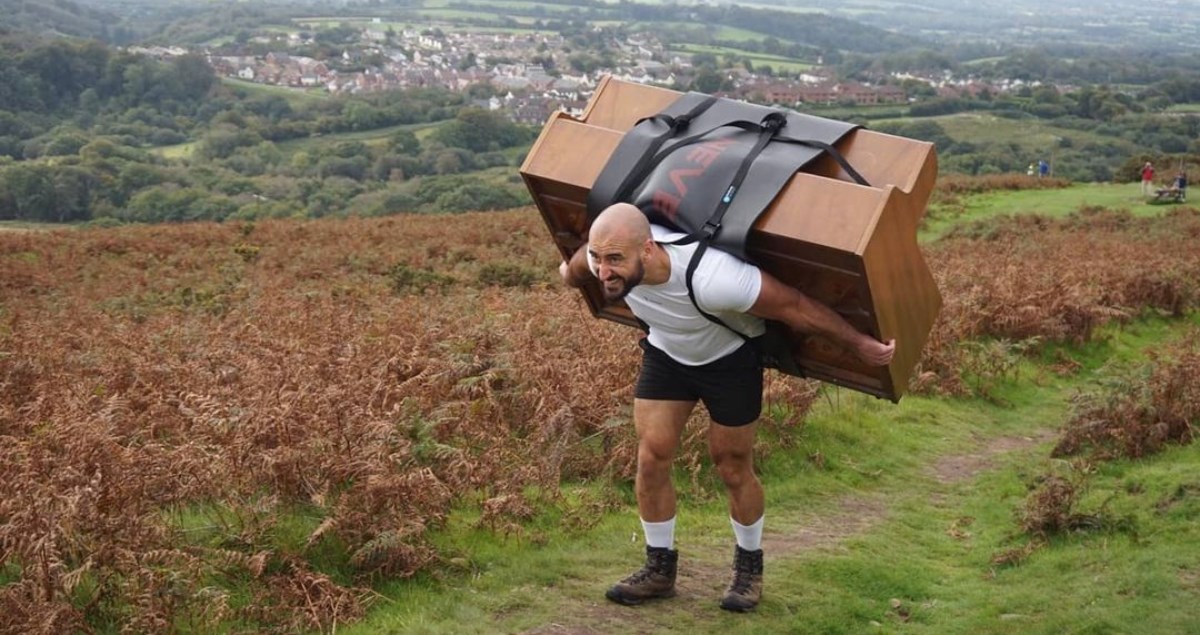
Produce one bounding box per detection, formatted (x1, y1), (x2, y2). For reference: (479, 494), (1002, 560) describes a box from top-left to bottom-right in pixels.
(588, 238), (646, 302)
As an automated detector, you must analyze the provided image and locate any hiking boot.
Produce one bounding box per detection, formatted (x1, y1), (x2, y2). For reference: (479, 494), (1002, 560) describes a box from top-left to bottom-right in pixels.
(605, 546), (678, 605)
(719, 546), (763, 612)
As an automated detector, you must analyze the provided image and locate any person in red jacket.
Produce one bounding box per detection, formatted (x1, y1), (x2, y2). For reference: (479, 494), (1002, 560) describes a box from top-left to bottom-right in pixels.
(1142, 162), (1156, 196)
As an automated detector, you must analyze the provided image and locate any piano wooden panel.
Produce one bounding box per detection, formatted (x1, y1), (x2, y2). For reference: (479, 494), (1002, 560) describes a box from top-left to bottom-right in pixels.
(520, 78), (942, 401)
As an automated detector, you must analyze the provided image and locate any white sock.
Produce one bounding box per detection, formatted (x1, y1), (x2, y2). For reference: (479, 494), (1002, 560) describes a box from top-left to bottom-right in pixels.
(731, 515), (764, 551)
(641, 517), (676, 550)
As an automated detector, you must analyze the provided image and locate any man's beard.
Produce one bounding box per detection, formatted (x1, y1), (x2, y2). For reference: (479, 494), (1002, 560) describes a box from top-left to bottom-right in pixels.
(601, 258), (645, 302)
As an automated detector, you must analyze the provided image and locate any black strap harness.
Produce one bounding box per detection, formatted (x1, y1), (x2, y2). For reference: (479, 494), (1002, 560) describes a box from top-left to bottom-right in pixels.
(586, 93), (870, 372)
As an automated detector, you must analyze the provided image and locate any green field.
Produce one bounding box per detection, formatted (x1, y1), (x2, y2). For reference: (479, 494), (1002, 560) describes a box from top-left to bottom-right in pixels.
(150, 119), (447, 161)
(421, 0), (587, 9)
(921, 182), (1156, 240)
(151, 140), (199, 160)
(936, 113), (1111, 147)
(874, 112), (1117, 149)
(149, 79), (332, 159)
(0, 220), (59, 232)
(220, 77), (329, 105)
(665, 23), (793, 43)
(669, 43), (815, 72)
(274, 121), (446, 155)
(294, 15), (552, 33)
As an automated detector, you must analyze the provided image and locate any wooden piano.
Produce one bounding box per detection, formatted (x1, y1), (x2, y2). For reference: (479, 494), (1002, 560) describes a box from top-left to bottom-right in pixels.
(520, 76), (941, 401)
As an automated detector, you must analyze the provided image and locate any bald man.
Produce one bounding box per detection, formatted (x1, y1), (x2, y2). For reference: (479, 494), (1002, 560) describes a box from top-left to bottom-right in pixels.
(560, 203), (894, 612)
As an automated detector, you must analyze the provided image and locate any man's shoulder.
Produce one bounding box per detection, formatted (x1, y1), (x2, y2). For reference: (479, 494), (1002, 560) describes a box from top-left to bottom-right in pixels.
(649, 223), (685, 242)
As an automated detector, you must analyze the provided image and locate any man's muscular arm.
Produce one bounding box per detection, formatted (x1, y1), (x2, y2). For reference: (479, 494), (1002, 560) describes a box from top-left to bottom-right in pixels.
(748, 270), (895, 366)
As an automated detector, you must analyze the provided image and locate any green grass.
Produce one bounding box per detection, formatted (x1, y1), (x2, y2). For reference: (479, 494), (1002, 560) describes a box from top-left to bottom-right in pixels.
(738, 2), (823, 13)
(961, 56), (1008, 66)
(220, 77), (328, 105)
(152, 140), (200, 160)
(920, 182), (1165, 241)
(0, 220), (61, 232)
(668, 43), (815, 72)
(875, 112), (1120, 150)
(340, 309), (1200, 633)
(295, 14), (551, 32)
(421, 0), (585, 9)
(156, 117), (447, 163)
(651, 21), (801, 45)
(273, 121), (446, 155)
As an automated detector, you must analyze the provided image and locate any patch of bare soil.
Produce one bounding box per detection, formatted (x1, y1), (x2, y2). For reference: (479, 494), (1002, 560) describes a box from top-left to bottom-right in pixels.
(1180, 567), (1200, 594)
(764, 496), (889, 555)
(521, 625), (609, 635)
(929, 430), (1056, 484)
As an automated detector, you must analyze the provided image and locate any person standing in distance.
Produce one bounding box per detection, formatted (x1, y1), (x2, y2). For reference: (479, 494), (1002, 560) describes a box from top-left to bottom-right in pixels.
(1142, 162), (1156, 196)
(559, 203), (895, 612)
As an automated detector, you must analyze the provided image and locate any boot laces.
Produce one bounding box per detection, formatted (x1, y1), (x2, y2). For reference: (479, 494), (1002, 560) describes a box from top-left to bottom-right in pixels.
(730, 553), (759, 593)
(623, 564), (655, 585)
(624, 552), (670, 585)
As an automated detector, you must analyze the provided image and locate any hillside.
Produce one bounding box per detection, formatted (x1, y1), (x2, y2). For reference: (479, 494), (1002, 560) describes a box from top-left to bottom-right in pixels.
(2, 181), (1199, 631)
(0, 0), (122, 42)
(785, 0), (1200, 50)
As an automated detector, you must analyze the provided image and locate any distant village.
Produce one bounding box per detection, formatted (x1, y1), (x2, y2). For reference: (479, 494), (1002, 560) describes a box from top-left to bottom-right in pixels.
(132, 20), (1055, 125)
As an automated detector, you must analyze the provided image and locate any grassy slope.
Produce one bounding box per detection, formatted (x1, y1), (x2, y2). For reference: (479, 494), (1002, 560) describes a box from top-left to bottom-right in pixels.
(667, 42), (815, 72)
(342, 315), (1200, 634)
(220, 77), (329, 105)
(337, 190), (1200, 633)
(931, 113), (1122, 149)
(152, 120), (447, 161)
(920, 182), (1153, 240)
(273, 121), (445, 154)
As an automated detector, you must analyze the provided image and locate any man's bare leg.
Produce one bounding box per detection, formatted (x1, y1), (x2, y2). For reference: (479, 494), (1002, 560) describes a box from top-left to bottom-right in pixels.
(606, 398), (695, 606)
(710, 421), (765, 612)
(708, 422), (763, 525)
(633, 398), (696, 521)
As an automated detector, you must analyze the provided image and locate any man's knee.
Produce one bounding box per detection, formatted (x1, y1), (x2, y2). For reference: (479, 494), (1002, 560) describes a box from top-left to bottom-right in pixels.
(637, 439), (676, 477)
(713, 451), (755, 489)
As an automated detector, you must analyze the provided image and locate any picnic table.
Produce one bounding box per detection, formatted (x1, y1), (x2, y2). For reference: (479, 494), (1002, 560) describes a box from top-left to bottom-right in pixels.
(1151, 187), (1186, 203)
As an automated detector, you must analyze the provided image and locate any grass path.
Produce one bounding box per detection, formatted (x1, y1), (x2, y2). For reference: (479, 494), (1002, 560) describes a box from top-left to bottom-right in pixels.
(343, 314), (1200, 634)
(497, 428), (1061, 635)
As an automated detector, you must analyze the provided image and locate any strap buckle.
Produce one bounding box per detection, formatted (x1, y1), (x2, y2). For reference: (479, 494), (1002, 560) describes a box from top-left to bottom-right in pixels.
(701, 219), (722, 238)
(761, 112), (787, 132)
(672, 113), (696, 131)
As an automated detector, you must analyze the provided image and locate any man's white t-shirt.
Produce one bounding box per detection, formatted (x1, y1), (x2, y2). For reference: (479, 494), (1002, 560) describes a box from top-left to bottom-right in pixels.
(598, 224), (765, 366)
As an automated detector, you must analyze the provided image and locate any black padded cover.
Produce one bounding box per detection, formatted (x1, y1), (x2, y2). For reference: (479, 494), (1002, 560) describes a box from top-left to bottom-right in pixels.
(586, 92), (860, 262)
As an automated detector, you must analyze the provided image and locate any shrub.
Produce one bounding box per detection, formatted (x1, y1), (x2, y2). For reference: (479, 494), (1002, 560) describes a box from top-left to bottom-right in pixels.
(1052, 334), (1199, 460)
(478, 262), (541, 288)
(387, 263), (455, 294)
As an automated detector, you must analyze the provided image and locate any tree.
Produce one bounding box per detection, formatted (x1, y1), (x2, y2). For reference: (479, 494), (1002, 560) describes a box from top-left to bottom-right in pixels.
(0, 163), (96, 222)
(389, 129), (421, 156)
(429, 108), (530, 153)
(197, 126), (264, 161)
(693, 68), (723, 94)
(434, 149), (463, 175)
(432, 182), (524, 212)
(43, 128), (90, 157)
(171, 54), (216, 101)
(691, 52), (718, 69)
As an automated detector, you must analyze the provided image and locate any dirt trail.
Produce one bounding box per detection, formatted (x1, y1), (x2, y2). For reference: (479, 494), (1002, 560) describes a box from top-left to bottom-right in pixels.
(518, 430), (1055, 635)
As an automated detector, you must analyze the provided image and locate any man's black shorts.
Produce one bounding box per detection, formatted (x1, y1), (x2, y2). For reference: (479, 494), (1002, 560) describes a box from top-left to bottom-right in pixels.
(635, 338), (763, 427)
